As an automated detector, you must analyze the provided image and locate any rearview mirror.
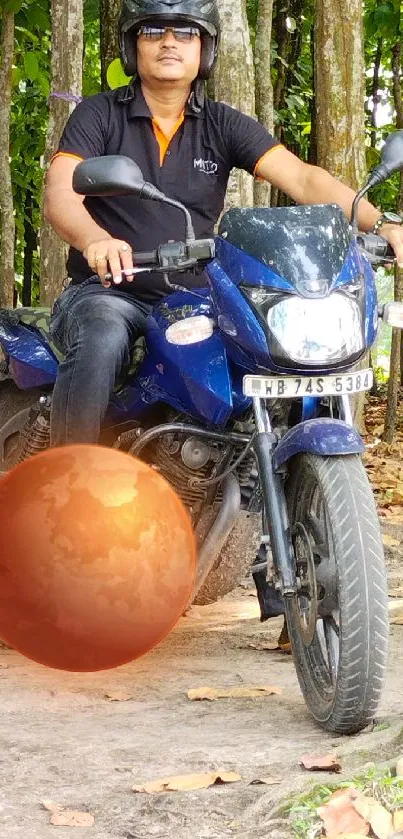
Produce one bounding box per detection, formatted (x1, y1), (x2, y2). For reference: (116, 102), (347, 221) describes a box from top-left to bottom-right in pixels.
(72, 154), (197, 242)
(73, 155), (147, 197)
(367, 130), (403, 188)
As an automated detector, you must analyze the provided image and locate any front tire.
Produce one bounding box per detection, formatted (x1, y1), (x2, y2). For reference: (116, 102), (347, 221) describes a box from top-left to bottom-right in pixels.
(284, 453), (388, 734)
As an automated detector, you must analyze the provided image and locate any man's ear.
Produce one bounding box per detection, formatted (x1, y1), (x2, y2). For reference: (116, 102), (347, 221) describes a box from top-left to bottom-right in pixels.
(120, 29), (138, 76)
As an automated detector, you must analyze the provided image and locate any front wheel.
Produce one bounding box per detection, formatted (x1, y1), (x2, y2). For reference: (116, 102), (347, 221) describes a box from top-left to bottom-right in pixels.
(284, 453), (388, 734)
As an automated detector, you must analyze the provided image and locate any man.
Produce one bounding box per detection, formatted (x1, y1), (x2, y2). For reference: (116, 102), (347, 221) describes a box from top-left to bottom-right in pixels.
(44, 0), (403, 448)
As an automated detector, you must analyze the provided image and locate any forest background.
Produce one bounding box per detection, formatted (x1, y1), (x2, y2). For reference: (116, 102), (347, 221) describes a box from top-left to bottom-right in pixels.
(0, 0), (402, 438)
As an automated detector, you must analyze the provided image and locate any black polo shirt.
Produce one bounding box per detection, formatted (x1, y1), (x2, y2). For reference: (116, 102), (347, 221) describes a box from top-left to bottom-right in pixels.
(56, 80), (280, 303)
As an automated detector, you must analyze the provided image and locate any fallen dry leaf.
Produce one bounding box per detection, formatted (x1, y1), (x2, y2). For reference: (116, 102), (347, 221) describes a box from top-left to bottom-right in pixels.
(299, 753), (342, 773)
(317, 788), (369, 838)
(249, 776), (282, 786)
(50, 811), (95, 827)
(133, 770), (242, 794)
(352, 793), (392, 839)
(104, 690), (134, 702)
(394, 811), (403, 831)
(187, 686), (282, 701)
(41, 801), (95, 827)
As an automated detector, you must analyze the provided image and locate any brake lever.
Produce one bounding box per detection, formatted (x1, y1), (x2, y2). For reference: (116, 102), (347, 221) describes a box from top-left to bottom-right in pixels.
(104, 267), (155, 282)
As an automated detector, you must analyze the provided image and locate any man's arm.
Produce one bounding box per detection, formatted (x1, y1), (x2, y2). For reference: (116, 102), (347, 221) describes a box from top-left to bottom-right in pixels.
(256, 146), (403, 266)
(44, 156), (135, 287)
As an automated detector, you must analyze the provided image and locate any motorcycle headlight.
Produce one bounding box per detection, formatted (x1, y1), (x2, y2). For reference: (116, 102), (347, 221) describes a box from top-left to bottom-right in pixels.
(267, 293), (364, 365)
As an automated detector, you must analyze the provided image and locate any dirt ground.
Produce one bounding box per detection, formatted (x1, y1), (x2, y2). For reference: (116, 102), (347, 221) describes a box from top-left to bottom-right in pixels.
(1, 523), (403, 839)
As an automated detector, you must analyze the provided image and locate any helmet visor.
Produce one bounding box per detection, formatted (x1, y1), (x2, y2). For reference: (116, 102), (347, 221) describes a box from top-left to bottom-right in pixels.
(121, 13), (217, 37)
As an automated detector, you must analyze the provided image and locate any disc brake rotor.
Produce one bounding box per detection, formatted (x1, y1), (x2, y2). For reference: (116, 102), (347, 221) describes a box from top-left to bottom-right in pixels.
(293, 521), (318, 646)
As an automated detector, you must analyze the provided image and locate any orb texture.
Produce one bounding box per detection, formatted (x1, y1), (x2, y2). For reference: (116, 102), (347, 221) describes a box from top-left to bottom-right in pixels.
(0, 446), (196, 671)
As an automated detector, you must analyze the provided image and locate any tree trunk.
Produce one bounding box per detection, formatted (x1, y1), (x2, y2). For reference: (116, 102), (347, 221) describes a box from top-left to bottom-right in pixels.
(384, 269), (403, 443)
(370, 39), (383, 148)
(254, 0), (274, 208)
(308, 24), (317, 165)
(315, 0), (366, 190)
(39, 0), (83, 307)
(385, 38), (403, 438)
(100, 0), (121, 92)
(0, 11), (15, 309)
(211, 0), (256, 208)
(273, 4), (287, 117)
(23, 191), (36, 307)
(315, 0), (367, 429)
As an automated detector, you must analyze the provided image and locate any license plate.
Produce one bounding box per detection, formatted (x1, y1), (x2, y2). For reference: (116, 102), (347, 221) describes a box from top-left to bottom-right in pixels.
(243, 369), (373, 399)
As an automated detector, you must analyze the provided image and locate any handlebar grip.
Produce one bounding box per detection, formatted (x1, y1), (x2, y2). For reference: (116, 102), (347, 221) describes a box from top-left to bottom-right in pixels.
(133, 250), (158, 265)
(357, 233), (395, 261)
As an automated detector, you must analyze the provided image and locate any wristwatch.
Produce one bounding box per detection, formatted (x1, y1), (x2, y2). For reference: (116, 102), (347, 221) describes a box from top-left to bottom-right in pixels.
(372, 212), (403, 234)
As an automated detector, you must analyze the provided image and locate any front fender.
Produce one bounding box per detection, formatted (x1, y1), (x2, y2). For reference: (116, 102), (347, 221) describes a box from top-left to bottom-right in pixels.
(273, 418), (364, 472)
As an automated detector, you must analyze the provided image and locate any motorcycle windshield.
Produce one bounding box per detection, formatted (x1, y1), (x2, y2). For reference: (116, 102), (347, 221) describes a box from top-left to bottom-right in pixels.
(218, 204), (353, 293)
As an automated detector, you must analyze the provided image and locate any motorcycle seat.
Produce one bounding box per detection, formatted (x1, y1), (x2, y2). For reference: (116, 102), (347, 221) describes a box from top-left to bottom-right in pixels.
(0, 307), (146, 386)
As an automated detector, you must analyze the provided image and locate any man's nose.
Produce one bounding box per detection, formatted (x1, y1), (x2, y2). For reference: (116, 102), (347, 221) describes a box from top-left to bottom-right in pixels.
(160, 29), (178, 46)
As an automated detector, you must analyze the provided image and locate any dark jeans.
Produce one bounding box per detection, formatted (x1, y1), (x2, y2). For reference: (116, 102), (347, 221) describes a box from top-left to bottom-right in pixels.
(49, 277), (151, 447)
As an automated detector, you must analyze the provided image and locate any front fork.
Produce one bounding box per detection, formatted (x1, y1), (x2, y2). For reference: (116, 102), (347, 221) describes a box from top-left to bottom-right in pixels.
(252, 398), (297, 596)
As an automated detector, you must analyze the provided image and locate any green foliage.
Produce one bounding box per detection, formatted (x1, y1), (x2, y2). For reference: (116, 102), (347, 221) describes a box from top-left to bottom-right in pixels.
(106, 57), (131, 90)
(286, 766), (403, 838)
(3, 0), (101, 302)
(83, 0), (101, 96)
(8, 0), (51, 302)
(1, 0), (402, 306)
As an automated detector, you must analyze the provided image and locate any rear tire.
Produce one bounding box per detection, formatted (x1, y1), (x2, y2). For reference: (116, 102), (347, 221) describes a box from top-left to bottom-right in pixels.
(0, 382), (42, 470)
(284, 453), (388, 734)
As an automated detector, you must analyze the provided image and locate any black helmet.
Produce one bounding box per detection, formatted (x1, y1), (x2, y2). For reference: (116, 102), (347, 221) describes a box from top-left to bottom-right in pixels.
(119, 0), (220, 79)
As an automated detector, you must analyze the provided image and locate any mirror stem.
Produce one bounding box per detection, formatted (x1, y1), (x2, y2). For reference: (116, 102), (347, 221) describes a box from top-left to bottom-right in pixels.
(351, 183), (370, 234)
(141, 183), (196, 242)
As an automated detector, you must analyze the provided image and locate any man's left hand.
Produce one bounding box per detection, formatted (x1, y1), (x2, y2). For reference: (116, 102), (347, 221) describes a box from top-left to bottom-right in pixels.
(378, 224), (403, 268)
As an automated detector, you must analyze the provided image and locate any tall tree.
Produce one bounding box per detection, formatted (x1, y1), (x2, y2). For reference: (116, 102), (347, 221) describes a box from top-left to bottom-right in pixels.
(0, 8), (16, 308)
(100, 0), (120, 91)
(254, 0), (274, 207)
(315, 0), (366, 190)
(39, 0), (84, 306)
(211, 0), (256, 208)
(315, 0), (367, 428)
(384, 30), (403, 443)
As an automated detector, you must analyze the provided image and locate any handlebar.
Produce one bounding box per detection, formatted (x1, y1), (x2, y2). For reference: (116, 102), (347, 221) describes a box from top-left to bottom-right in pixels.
(356, 232), (395, 266)
(105, 238), (215, 282)
(133, 250), (158, 265)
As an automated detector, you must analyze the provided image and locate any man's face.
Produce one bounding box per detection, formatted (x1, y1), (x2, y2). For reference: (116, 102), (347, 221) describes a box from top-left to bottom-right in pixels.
(136, 22), (202, 86)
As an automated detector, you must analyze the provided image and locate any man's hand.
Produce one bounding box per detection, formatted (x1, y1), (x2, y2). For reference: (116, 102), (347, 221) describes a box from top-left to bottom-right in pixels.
(377, 224), (403, 269)
(83, 238), (135, 288)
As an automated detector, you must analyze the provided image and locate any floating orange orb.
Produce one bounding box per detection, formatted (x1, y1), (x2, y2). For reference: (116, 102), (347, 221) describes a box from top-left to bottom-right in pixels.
(0, 446), (196, 671)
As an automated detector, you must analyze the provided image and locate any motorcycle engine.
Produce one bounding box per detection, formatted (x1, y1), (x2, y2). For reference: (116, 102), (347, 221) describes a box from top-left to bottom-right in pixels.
(153, 429), (260, 524)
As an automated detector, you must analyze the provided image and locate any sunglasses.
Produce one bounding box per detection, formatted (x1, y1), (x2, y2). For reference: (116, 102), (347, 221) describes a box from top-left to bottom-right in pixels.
(138, 25), (201, 43)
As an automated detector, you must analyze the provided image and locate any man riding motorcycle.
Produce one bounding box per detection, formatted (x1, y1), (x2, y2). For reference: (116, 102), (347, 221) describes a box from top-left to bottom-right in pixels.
(44, 0), (403, 450)
(44, 0), (403, 620)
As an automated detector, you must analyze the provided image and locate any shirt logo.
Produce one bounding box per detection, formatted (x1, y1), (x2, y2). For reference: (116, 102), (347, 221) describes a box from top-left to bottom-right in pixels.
(194, 158), (218, 175)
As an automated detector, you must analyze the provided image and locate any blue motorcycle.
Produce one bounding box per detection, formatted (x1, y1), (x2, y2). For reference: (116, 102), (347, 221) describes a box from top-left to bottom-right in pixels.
(1, 132), (403, 733)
